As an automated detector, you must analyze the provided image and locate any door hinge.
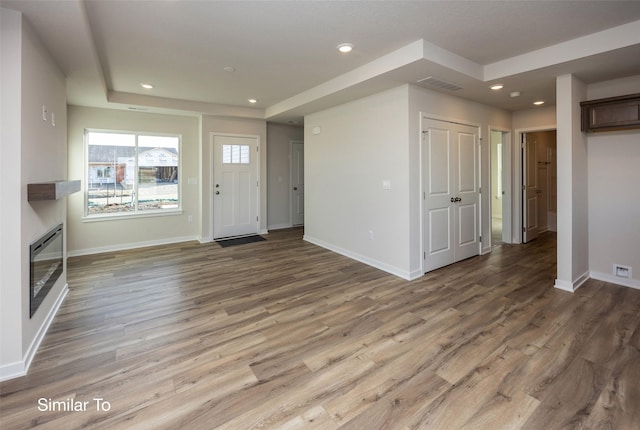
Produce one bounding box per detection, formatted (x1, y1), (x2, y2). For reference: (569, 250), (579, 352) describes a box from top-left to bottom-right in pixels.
(423, 251), (426, 259)
(257, 216), (259, 222)
(256, 146), (259, 152)
(479, 187), (481, 193)
(479, 236), (482, 242)
(523, 226), (526, 233)
(423, 191), (426, 199)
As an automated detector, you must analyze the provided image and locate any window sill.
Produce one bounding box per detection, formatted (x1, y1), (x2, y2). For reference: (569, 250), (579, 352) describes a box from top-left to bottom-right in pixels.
(82, 209), (183, 223)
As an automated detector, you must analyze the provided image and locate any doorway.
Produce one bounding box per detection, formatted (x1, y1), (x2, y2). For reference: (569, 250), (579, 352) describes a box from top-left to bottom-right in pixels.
(211, 133), (260, 239)
(521, 130), (557, 243)
(490, 129), (511, 246)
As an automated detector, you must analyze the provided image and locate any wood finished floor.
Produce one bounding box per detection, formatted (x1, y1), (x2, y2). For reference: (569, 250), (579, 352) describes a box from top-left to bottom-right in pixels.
(1, 228), (639, 430)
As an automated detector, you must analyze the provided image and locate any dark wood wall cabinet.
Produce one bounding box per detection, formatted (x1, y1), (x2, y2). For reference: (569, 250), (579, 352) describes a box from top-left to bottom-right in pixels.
(28, 180), (81, 201)
(581, 93), (640, 133)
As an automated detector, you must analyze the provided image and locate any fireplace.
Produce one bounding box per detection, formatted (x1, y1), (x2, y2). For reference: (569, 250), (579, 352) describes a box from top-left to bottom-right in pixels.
(30, 223), (63, 318)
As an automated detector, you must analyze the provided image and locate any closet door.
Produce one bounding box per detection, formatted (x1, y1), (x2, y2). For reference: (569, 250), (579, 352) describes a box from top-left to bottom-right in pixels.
(422, 119), (479, 272)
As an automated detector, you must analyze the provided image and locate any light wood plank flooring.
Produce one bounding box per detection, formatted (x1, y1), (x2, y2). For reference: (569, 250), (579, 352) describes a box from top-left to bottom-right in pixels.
(1, 228), (639, 429)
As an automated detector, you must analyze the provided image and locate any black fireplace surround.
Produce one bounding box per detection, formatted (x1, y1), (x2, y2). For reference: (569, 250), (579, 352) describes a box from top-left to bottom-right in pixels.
(30, 223), (63, 318)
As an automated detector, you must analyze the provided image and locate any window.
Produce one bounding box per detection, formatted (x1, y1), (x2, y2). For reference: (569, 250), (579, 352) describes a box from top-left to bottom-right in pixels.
(86, 130), (180, 217)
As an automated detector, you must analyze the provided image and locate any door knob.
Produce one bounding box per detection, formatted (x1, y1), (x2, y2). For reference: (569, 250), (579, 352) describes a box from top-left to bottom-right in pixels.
(293, 187), (298, 190)
(455, 197), (462, 202)
(451, 197), (456, 203)
(215, 191), (220, 195)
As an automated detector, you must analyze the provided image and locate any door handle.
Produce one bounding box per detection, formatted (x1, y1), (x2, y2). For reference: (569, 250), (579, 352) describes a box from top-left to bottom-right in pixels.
(215, 191), (220, 195)
(293, 187), (298, 191)
(451, 197), (456, 203)
(451, 197), (462, 202)
(456, 197), (462, 202)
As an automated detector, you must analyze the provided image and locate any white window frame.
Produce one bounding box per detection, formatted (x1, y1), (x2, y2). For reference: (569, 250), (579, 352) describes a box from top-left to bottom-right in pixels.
(83, 129), (182, 221)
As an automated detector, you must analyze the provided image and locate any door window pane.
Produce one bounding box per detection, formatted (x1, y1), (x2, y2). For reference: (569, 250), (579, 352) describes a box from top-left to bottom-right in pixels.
(222, 144), (250, 164)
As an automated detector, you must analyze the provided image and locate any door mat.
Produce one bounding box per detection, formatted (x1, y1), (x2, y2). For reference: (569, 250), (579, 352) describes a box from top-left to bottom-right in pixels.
(216, 235), (266, 248)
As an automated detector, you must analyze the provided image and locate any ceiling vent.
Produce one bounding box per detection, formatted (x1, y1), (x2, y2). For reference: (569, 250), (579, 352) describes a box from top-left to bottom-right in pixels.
(416, 76), (463, 92)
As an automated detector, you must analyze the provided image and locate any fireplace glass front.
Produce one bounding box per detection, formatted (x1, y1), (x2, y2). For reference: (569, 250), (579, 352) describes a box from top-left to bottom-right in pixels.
(30, 223), (63, 318)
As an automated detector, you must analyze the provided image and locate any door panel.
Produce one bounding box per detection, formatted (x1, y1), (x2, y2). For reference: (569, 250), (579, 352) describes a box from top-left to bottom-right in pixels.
(522, 135), (539, 242)
(291, 142), (304, 226)
(213, 135), (258, 239)
(423, 119), (480, 273)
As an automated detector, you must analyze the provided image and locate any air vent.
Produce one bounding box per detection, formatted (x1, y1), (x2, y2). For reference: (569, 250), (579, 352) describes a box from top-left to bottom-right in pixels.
(416, 76), (463, 92)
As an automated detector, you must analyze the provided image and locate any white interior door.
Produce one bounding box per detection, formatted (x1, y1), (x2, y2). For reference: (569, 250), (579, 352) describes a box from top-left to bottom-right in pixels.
(522, 133), (539, 243)
(423, 119), (479, 272)
(213, 134), (258, 239)
(291, 141), (304, 226)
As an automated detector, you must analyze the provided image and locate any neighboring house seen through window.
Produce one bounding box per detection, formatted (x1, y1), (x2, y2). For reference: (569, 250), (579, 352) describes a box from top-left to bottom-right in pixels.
(85, 130), (181, 217)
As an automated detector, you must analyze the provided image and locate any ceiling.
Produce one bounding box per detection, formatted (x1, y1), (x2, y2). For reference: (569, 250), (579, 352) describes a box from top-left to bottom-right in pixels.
(3, 0), (640, 124)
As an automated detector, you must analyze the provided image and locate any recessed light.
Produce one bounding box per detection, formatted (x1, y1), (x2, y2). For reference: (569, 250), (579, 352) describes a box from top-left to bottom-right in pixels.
(510, 91), (521, 98)
(223, 66), (235, 73)
(248, 98), (258, 104)
(533, 100), (545, 106)
(337, 43), (353, 53)
(490, 84), (504, 90)
(140, 83), (154, 89)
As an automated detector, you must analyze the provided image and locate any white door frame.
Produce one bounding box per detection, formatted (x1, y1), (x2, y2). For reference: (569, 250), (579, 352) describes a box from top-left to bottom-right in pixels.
(513, 126), (556, 244)
(290, 140), (304, 226)
(209, 132), (261, 240)
(420, 114), (482, 274)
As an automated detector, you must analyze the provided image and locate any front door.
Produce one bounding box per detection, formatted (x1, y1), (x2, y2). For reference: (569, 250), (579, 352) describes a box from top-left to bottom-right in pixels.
(291, 141), (304, 226)
(213, 134), (258, 239)
(422, 119), (479, 272)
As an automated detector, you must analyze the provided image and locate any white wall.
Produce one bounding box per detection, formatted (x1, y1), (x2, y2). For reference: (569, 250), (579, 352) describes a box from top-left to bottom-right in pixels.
(266, 123), (304, 230)
(408, 84), (512, 265)
(587, 75), (640, 289)
(67, 106), (201, 255)
(201, 116), (268, 240)
(304, 86), (413, 278)
(1, 9), (68, 380)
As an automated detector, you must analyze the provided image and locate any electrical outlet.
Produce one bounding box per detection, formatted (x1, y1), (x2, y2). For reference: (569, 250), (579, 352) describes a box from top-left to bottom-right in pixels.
(187, 215), (193, 222)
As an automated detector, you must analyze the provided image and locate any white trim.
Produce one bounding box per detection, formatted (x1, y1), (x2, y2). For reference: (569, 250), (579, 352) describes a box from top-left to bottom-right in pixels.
(304, 235), (416, 281)
(0, 284), (68, 382)
(554, 271), (589, 293)
(68, 235), (199, 257)
(82, 209), (183, 223)
(590, 271), (640, 290)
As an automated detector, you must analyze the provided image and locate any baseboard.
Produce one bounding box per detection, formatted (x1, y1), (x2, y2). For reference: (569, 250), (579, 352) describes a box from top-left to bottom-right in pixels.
(590, 271), (640, 290)
(303, 235), (413, 280)
(68, 235), (199, 257)
(554, 271), (590, 293)
(267, 223), (292, 231)
(0, 283), (68, 382)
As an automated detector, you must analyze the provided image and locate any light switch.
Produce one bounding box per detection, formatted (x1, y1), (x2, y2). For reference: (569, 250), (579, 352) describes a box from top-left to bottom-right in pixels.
(382, 180), (391, 190)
